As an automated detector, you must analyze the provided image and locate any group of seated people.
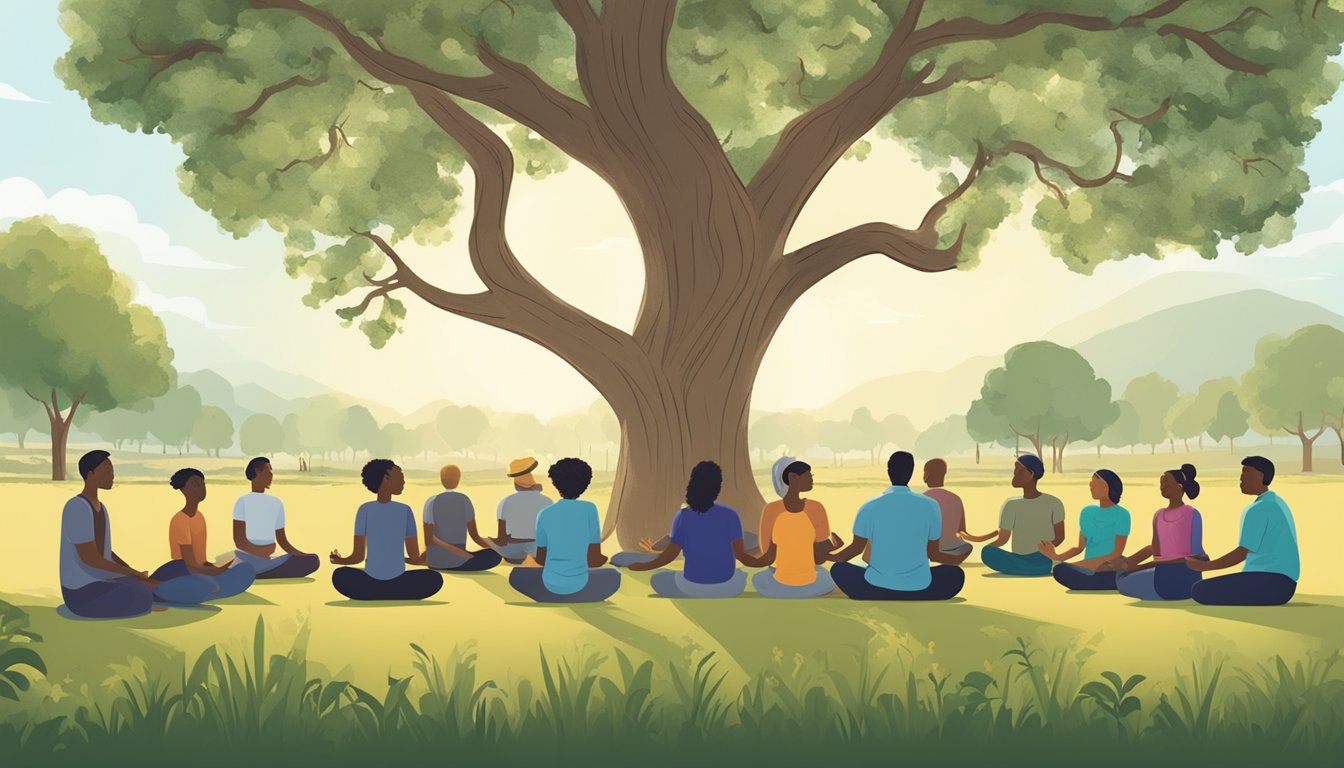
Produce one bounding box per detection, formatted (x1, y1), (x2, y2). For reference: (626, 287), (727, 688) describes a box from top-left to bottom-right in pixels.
(58, 446), (1301, 618)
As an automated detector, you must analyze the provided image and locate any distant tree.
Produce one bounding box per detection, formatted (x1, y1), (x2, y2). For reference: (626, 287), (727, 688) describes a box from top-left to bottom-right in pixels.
(1165, 393), (1202, 452)
(1328, 377), (1344, 466)
(240, 413), (285, 456)
(970, 342), (1118, 473)
(1192, 377), (1241, 451)
(436, 405), (489, 458)
(150, 385), (203, 456)
(750, 412), (818, 462)
(851, 408), (881, 464)
(1124, 373), (1179, 454)
(84, 402), (152, 451)
(339, 405), (381, 462)
(878, 413), (917, 459)
(1207, 391), (1250, 455)
(383, 422), (420, 462)
(0, 217), (175, 479)
(281, 412), (309, 471)
(1241, 325), (1344, 472)
(914, 414), (973, 459)
(965, 398), (1012, 464)
(298, 395), (345, 460)
(415, 422), (444, 461)
(818, 419), (865, 467)
(0, 390), (45, 450)
(1098, 401), (1141, 457)
(505, 414), (553, 456)
(192, 406), (234, 457)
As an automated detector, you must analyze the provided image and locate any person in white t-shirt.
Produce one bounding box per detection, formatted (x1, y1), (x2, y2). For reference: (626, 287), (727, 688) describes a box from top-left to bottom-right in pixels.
(232, 457), (320, 579)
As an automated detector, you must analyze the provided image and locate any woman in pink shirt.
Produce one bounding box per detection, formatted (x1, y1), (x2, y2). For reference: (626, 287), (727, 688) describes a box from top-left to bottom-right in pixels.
(1110, 464), (1206, 601)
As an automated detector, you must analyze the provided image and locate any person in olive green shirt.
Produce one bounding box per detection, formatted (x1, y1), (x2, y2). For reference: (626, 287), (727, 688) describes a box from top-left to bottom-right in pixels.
(960, 455), (1065, 576)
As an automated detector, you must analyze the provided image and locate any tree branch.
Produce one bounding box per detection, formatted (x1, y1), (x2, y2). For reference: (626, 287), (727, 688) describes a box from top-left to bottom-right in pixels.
(916, 141), (990, 238)
(771, 221), (964, 307)
(23, 389), (56, 425)
(229, 71), (330, 133)
(276, 121), (350, 173)
(909, 63), (990, 97)
(123, 30), (223, 81)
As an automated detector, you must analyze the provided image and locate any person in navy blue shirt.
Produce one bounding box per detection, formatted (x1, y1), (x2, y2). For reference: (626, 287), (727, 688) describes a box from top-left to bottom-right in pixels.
(827, 451), (966, 601)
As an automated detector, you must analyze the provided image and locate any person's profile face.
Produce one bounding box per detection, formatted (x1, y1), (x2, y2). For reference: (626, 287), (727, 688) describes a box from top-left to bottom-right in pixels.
(1159, 472), (1178, 500)
(185, 475), (207, 504)
(92, 458), (115, 490)
(792, 470), (814, 493)
(383, 466), (406, 496)
(257, 461), (274, 489)
(1089, 473), (1106, 501)
(1239, 465), (1261, 495)
(1011, 462), (1028, 488)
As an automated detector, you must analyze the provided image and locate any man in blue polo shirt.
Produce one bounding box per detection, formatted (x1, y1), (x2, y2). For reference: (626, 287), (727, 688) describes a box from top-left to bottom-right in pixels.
(1187, 456), (1299, 606)
(827, 451), (965, 600)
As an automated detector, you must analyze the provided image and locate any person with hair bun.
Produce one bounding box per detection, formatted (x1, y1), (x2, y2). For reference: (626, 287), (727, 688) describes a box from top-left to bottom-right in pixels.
(1109, 464), (1207, 601)
(150, 468), (256, 602)
(1040, 469), (1130, 590)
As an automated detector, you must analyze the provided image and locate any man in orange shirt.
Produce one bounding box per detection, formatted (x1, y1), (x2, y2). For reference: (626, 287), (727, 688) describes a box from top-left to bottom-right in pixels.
(149, 468), (256, 602)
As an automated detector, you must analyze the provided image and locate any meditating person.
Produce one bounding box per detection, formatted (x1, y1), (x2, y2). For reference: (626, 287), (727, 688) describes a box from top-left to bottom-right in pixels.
(330, 460), (443, 601)
(749, 459), (841, 598)
(59, 451), (168, 618)
(960, 455), (1064, 576)
(492, 457), (553, 564)
(827, 451), (965, 601)
(1040, 469), (1130, 591)
(151, 468), (256, 601)
(1187, 456), (1299, 606)
(629, 461), (753, 598)
(508, 458), (621, 603)
(423, 464), (502, 572)
(232, 457), (320, 579)
(922, 459), (972, 562)
(1111, 464), (1207, 601)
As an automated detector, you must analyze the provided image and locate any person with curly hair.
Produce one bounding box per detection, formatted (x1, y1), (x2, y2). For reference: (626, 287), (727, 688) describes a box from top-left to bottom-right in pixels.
(509, 458), (621, 603)
(330, 460), (443, 601)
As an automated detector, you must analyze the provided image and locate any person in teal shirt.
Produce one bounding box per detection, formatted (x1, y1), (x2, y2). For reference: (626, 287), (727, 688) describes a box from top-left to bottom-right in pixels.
(1042, 470), (1130, 591)
(508, 458), (621, 603)
(1188, 456), (1299, 605)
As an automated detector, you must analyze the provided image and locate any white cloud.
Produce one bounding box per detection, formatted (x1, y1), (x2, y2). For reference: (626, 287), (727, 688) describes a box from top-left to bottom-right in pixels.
(0, 83), (44, 103)
(0, 177), (237, 270)
(133, 281), (244, 329)
(1309, 178), (1344, 195)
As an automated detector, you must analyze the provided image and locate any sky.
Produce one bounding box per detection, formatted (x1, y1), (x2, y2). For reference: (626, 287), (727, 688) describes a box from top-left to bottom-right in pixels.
(2, 2), (1343, 420)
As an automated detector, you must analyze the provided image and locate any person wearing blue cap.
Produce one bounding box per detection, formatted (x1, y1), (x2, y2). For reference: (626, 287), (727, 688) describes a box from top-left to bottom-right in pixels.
(960, 454), (1065, 576)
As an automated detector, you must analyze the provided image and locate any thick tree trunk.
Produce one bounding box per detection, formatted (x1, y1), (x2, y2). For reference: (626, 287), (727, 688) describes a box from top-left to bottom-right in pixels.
(48, 417), (69, 482)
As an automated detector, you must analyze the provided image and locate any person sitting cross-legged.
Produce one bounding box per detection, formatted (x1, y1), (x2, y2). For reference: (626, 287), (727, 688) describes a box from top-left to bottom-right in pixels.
(330, 460), (443, 601)
(232, 457), (320, 579)
(1040, 470), (1130, 591)
(423, 464), (502, 572)
(827, 451), (965, 601)
(492, 457), (553, 564)
(960, 454), (1064, 576)
(922, 459), (973, 562)
(1187, 456), (1299, 606)
(749, 458), (841, 599)
(508, 458), (621, 603)
(151, 468), (256, 602)
(629, 461), (754, 599)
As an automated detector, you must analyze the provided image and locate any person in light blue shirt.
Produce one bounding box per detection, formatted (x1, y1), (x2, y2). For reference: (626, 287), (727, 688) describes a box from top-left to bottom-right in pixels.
(330, 460), (443, 601)
(509, 458), (621, 603)
(827, 451), (965, 600)
(1188, 456), (1299, 605)
(1042, 470), (1130, 591)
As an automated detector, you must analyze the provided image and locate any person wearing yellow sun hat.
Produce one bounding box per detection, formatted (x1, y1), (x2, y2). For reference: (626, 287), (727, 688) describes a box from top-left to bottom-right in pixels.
(491, 457), (553, 564)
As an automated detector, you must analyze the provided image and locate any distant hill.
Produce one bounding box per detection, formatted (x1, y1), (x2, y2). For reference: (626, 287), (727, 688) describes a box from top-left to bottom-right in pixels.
(812, 355), (1001, 429)
(1073, 289), (1344, 392)
(1045, 271), (1257, 347)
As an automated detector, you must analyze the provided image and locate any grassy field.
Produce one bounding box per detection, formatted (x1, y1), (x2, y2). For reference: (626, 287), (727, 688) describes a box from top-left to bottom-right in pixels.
(1, 445), (1341, 697)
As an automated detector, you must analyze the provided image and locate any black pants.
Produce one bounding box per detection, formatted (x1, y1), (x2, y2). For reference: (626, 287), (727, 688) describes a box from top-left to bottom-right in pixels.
(1191, 571), (1297, 606)
(432, 549), (503, 573)
(1052, 563), (1119, 591)
(332, 567), (443, 601)
(831, 562), (964, 601)
(255, 553), (321, 579)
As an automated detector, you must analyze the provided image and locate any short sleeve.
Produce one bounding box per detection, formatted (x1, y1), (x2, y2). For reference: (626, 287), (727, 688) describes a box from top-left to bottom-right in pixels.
(728, 508), (744, 542)
(354, 506), (368, 537)
(758, 505), (777, 551)
(275, 500), (286, 529)
(1117, 509), (1131, 536)
(927, 501), (941, 542)
(808, 501), (831, 541)
(1238, 502), (1269, 553)
(853, 503), (874, 540)
(63, 499), (95, 544)
(404, 506), (417, 537)
(232, 496), (246, 521)
(422, 497), (436, 525)
(588, 503), (601, 544)
(670, 509), (688, 548)
(1051, 498), (1066, 524)
(998, 500), (1014, 531)
(464, 496), (475, 518)
(169, 515), (191, 548)
(535, 510), (549, 548)
(496, 498), (508, 520)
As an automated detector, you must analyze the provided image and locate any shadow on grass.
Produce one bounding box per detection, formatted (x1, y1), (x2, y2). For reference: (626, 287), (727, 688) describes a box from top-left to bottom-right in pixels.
(1183, 594), (1344, 639)
(252, 577), (317, 585)
(323, 600), (449, 608)
(211, 592), (277, 606)
(3, 594), (187, 684)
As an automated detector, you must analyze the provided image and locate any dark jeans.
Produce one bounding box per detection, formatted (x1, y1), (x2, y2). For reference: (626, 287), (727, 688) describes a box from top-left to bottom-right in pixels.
(332, 567), (443, 601)
(1052, 563), (1118, 591)
(62, 578), (154, 619)
(831, 562), (965, 601)
(254, 553), (321, 579)
(1191, 571), (1297, 606)
(432, 549), (503, 573)
(508, 567), (621, 603)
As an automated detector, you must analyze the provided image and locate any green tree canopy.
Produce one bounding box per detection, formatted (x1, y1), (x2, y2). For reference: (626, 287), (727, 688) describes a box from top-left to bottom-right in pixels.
(913, 413), (973, 459)
(84, 401), (152, 451)
(1123, 372), (1179, 453)
(436, 405), (490, 457)
(1164, 392), (1202, 451)
(240, 413), (286, 456)
(1241, 324), (1344, 471)
(1207, 390), (1250, 454)
(0, 390), (46, 450)
(150, 385), (203, 455)
(1098, 400), (1141, 454)
(750, 412), (819, 460)
(339, 405), (382, 460)
(192, 405), (234, 457)
(0, 217), (175, 479)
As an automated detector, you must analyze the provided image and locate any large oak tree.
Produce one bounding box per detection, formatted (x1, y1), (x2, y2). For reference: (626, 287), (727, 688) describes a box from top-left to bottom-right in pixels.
(59, 1), (1344, 543)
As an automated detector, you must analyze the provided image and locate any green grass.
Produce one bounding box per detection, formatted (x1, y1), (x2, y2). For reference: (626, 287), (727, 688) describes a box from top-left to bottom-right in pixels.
(2, 608), (1341, 767)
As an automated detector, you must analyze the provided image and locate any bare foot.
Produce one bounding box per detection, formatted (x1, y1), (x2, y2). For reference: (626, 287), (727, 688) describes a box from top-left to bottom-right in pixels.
(151, 605), (168, 612)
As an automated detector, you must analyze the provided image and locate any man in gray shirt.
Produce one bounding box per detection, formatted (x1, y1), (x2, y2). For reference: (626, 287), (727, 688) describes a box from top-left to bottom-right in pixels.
(960, 454), (1065, 576)
(423, 464), (502, 572)
(493, 457), (553, 564)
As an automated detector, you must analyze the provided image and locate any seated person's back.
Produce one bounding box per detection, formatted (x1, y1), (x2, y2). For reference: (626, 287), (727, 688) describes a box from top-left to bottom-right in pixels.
(536, 497), (601, 594)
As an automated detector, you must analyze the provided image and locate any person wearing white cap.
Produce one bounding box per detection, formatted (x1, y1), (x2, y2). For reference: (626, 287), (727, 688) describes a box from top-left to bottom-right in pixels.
(750, 457), (842, 598)
(492, 457), (553, 564)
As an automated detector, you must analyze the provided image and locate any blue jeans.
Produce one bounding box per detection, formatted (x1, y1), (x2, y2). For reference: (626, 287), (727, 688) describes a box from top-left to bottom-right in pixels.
(831, 562), (964, 601)
(1116, 562), (1203, 601)
(509, 567), (621, 603)
(1192, 571), (1296, 606)
(431, 549), (503, 572)
(982, 546), (1053, 576)
(151, 560), (256, 602)
(1052, 563), (1118, 591)
(651, 569), (747, 598)
(236, 551), (321, 579)
(752, 567), (837, 598)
